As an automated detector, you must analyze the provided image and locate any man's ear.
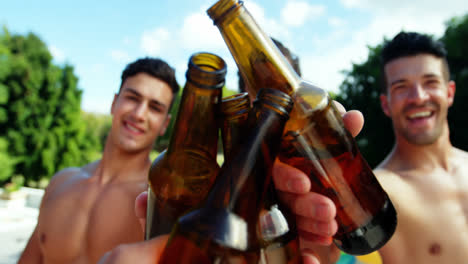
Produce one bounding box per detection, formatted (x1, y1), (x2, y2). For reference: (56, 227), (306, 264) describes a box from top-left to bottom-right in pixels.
(447, 80), (456, 107)
(159, 114), (171, 136)
(110, 93), (118, 115)
(380, 94), (391, 117)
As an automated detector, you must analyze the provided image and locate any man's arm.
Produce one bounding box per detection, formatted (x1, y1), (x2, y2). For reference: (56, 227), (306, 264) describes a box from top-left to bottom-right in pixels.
(17, 226), (43, 264)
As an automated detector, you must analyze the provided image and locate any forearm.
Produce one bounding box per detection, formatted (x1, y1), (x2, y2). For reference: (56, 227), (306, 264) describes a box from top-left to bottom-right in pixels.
(17, 227), (43, 264)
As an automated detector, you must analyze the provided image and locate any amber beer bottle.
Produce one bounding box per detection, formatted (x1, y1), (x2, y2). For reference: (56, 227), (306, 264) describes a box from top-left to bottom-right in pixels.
(221, 92), (300, 260)
(207, 0), (397, 255)
(159, 88), (300, 264)
(145, 52), (226, 240)
(220, 92), (250, 162)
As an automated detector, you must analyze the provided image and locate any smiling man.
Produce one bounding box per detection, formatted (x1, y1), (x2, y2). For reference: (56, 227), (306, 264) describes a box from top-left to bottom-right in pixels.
(374, 32), (468, 263)
(18, 58), (180, 264)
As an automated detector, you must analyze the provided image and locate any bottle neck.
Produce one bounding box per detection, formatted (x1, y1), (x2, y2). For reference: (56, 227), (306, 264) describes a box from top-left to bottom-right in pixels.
(167, 52), (226, 160)
(208, 0), (301, 97)
(221, 92), (250, 162)
(205, 90), (291, 217)
(167, 83), (221, 159)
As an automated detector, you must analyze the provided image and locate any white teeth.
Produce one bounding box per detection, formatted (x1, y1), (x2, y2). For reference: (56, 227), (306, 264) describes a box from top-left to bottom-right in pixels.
(126, 123), (140, 132)
(409, 111), (431, 119)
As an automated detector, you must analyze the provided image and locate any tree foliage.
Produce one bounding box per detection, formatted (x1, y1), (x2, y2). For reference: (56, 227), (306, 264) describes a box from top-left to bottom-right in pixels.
(0, 27), (96, 185)
(336, 45), (394, 167)
(441, 14), (468, 151)
(337, 13), (468, 168)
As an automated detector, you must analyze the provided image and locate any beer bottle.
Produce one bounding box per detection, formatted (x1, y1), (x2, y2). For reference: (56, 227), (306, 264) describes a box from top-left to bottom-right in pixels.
(221, 91), (300, 261)
(220, 92), (250, 162)
(145, 52), (226, 240)
(207, 0), (397, 255)
(159, 88), (300, 264)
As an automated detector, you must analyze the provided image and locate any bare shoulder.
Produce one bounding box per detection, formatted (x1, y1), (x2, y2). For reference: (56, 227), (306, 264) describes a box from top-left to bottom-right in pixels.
(47, 162), (94, 188)
(373, 167), (407, 196)
(453, 147), (468, 162)
(374, 167), (401, 182)
(41, 161), (99, 203)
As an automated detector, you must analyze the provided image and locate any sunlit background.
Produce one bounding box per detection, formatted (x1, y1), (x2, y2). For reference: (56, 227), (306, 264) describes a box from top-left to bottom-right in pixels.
(2, 0), (467, 114)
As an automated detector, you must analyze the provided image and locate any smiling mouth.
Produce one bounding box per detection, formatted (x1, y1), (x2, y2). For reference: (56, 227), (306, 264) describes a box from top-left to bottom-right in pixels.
(407, 111), (434, 121)
(124, 121), (144, 134)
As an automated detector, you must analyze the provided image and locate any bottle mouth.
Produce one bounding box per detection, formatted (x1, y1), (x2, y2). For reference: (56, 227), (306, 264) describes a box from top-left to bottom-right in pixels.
(255, 88), (294, 117)
(187, 52), (227, 89)
(207, 0), (242, 25)
(221, 92), (250, 115)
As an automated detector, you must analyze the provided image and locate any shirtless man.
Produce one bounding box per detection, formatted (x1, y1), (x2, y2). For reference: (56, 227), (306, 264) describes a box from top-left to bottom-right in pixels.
(374, 31), (468, 263)
(18, 57), (180, 264)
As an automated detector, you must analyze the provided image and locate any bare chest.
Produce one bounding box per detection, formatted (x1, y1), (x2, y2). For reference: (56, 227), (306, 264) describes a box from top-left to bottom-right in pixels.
(383, 171), (468, 263)
(37, 181), (145, 263)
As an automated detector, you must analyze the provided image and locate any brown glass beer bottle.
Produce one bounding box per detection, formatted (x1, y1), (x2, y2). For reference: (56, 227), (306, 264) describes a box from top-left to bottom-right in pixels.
(158, 88), (300, 264)
(207, 0), (397, 255)
(220, 92), (250, 162)
(145, 52), (226, 240)
(221, 91), (300, 261)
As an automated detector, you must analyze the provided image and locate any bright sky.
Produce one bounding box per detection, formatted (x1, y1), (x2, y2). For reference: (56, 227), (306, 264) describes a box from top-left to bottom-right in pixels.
(2, 0), (466, 114)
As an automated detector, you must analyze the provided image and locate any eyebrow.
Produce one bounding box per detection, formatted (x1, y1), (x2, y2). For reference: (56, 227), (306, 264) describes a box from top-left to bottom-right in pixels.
(122, 87), (168, 111)
(390, 73), (441, 87)
(421, 73), (441, 79)
(390, 79), (406, 87)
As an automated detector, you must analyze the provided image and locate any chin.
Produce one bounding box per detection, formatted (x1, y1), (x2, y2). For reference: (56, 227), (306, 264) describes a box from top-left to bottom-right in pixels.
(405, 133), (440, 145)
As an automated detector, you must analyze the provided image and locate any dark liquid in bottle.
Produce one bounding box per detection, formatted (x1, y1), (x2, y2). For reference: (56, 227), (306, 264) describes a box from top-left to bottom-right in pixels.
(278, 99), (397, 255)
(146, 150), (220, 239)
(160, 207), (302, 264)
(146, 191), (200, 239)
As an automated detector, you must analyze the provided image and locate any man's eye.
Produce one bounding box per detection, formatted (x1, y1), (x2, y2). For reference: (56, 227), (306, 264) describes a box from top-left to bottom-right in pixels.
(426, 79), (439, 86)
(392, 85), (405, 91)
(150, 105), (163, 112)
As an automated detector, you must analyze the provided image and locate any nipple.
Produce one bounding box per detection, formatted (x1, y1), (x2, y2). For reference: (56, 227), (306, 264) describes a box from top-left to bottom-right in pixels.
(429, 243), (441, 255)
(40, 233), (47, 244)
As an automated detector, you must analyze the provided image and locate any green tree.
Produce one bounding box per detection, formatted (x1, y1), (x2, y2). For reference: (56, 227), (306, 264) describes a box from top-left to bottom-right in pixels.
(441, 14), (468, 151)
(81, 111), (112, 151)
(336, 44), (393, 167)
(0, 27), (95, 185)
(337, 13), (468, 167)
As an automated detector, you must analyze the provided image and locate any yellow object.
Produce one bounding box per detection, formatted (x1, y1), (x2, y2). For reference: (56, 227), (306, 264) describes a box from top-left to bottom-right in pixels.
(356, 251), (382, 264)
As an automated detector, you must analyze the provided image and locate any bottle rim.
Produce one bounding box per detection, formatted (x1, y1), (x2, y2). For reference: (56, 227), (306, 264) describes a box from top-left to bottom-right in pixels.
(255, 88), (294, 117)
(207, 0), (243, 26)
(221, 92), (250, 116)
(186, 52), (227, 89)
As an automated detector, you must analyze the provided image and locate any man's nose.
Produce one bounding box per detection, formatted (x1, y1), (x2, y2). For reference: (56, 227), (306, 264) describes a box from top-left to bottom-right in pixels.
(133, 103), (147, 120)
(407, 83), (429, 103)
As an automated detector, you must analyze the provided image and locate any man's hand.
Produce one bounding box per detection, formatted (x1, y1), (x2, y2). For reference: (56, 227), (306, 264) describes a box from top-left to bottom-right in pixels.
(100, 104), (364, 264)
(98, 234), (168, 264)
(272, 103), (364, 263)
(98, 191), (164, 264)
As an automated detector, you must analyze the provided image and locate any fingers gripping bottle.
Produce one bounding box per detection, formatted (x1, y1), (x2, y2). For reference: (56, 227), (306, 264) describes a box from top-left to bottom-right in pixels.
(207, 0), (397, 255)
(145, 52), (226, 240)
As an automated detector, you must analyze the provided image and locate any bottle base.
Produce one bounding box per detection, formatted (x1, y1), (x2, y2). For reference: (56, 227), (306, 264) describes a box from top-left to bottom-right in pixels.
(333, 199), (397, 255)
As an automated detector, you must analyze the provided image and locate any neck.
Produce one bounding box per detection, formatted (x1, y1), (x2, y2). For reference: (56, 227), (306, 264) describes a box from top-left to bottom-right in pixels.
(388, 123), (454, 172)
(95, 136), (152, 184)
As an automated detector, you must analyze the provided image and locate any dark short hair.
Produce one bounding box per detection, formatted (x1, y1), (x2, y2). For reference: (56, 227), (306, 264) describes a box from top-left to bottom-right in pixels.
(380, 31), (450, 93)
(238, 38), (301, 93)
(120, 57), (180, 97)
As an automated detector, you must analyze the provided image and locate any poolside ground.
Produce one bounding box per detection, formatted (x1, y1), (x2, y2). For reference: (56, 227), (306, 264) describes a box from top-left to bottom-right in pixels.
(0, 188), (41, 264)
